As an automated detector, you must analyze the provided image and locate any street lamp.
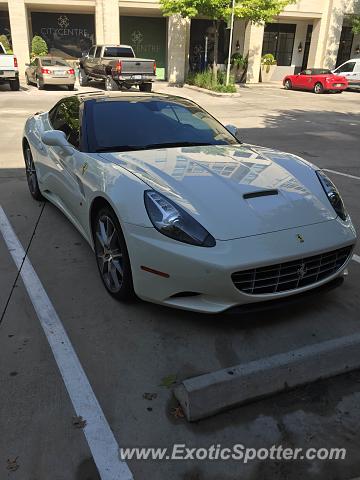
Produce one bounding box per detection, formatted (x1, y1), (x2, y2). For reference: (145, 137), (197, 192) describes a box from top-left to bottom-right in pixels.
(226, 0), (236, 86)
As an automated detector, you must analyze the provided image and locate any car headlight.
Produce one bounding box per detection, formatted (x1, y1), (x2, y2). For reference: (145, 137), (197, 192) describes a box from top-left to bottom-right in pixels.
(316, 170), (347, 221)
(144, 190), (216, 247)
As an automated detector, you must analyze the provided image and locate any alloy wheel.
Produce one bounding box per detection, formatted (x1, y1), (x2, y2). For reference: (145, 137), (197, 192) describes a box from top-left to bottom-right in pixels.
(95, 215), (124, 293)
(25, 147), (38, 196)
(105, 76), (113, 91)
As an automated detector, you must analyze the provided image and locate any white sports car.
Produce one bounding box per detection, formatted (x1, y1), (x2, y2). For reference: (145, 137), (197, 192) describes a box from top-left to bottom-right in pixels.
(23, 92), (356, 313)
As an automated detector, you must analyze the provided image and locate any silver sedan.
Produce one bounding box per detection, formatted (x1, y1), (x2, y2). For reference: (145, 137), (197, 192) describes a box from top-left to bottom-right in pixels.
(25, 56), (76, 90)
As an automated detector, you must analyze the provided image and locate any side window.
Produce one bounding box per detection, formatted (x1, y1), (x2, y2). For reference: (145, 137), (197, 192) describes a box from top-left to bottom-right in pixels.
(88, 46), (96, 57)
(337, 62), (355, 73)
(50, 98), (81, 149)
(95, 46), (102, 58)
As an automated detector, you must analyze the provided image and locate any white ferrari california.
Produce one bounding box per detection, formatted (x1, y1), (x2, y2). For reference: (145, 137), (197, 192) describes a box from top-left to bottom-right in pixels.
(23, 92), (356, 313)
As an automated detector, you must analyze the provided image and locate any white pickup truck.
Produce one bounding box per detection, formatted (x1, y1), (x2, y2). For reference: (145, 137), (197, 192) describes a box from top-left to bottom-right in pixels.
(0, 42), (20, 91)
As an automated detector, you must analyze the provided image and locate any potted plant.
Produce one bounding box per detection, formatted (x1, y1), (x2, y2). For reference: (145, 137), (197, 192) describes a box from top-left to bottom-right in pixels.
(260, 53), (277, 82)
(231, 53), (247, 83)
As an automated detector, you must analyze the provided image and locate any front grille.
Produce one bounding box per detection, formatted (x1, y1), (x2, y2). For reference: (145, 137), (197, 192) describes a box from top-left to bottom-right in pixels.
(232, 246), (352, 295)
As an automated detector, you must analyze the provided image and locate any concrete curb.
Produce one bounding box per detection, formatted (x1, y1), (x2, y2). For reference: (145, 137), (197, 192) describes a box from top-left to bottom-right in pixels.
(174, 333), (360, 422)
(183, 84), (242, 97)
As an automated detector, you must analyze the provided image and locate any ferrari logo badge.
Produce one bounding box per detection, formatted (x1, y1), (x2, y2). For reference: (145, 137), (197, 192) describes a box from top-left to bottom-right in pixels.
(297, 263), (307, 280)
(81, 162), (88, 176)
(296, 234), (304, 243)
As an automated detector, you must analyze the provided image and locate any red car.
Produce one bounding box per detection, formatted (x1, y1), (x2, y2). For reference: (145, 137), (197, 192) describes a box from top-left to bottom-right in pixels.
(283, 68), (348, 94)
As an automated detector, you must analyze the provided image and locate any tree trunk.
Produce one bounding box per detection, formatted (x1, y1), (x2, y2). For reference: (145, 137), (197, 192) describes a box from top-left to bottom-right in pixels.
(212, 20), (219, 82)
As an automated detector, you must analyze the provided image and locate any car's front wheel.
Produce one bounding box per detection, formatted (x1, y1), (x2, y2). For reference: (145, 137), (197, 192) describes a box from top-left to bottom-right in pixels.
(93, 207), (134, 301)
(36, 77), (44, 90)
(284, 79), (292, 90)
(23, 143), (44, 201)
(79, 68), (88, 86)
(105, 75), (118, 91)
(314, 82), (324, 94)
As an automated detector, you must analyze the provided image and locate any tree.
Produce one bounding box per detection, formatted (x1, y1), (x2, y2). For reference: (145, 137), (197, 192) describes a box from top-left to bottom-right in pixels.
(160, 0), (295, 78)
(31, 35), (48, 58)
(352, 15), (360, 35)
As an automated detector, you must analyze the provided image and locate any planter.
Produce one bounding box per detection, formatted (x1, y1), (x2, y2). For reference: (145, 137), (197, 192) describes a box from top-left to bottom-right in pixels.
(260, 64), (276, 83)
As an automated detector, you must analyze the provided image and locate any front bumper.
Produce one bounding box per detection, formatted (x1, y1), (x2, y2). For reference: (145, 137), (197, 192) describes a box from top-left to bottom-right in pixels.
(124, 218), (356, 313)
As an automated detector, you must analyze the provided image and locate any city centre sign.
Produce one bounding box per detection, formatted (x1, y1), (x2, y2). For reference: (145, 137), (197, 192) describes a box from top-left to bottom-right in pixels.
(40, 15), (92, 39)
(31, 12), (95, 58)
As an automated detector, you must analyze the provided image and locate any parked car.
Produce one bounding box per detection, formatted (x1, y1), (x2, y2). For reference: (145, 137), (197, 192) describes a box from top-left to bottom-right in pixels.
(283, 69), (348, 94)
(79, 44), (156, 92)
(22, 93), (356, 313)
(25, 56), (76, 90)
(0, 42), (20, 91)
(333, 58), (360, 90)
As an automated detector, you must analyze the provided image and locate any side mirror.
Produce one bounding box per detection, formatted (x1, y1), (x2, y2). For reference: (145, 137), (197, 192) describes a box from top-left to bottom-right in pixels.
(225, 124), (240, 139)
(41, 130), (73, 154)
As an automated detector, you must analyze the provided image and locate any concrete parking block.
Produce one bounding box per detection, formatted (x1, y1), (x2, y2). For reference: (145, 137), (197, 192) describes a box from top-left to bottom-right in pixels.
(175, 332), (360, 422)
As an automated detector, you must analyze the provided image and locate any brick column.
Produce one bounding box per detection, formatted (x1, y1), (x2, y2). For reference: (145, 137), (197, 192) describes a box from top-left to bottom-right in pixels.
(8, 0), (30, 78)
(167, 15), (190, 84)
(95, 0), (120, 45)
(243, 21), (264, 83)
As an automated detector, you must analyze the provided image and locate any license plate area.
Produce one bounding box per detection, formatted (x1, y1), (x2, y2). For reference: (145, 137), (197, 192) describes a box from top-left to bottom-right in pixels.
(133, 75), (142, 80)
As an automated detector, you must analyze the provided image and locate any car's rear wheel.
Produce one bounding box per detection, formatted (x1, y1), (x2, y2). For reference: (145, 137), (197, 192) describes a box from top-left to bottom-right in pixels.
(284, 79), (292, 90)
(23, 143), (44, 201)
(68, 84), (75, 91)
(139, 83), (152, 92)
(9, 78), (20, 91)
(314, 82), (324, 94)
(79, 68), (88, 86)
(105, 75), (118, 91)
(93, 207), (134, 301)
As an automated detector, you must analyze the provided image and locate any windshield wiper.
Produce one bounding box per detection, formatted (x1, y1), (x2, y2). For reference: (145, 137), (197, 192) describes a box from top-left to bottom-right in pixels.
(96, 142), (213, 153)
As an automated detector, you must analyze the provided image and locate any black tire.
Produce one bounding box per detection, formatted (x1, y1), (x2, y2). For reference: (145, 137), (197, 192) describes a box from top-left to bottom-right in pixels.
(93, 207), (135, 301)
(9, 78), (20, 91)
(68, 84), (75, 91)
(105, 75), (118, 91)
(79, 68), (88, 87)
(314, 82), (324, 94)
(36, 77), (44, 90)
(23, 142), (44, 201)
(284, 79), (292, 90)
(139, 83), (152, 92)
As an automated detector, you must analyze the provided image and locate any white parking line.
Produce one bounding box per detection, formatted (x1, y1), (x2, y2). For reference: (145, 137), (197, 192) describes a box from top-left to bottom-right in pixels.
(323, 168), (360, 181)
(0, 206), (133, 480)
(353, 254), (360, 264)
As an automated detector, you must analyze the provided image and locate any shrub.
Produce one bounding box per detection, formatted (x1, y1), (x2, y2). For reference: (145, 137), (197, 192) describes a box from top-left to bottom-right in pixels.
(0, 34), (12, 53)
(261, 54), (277, 73)
(231, 53), (247, 70)
(31, 35), (48, 58)
(187, 68), (236, 93)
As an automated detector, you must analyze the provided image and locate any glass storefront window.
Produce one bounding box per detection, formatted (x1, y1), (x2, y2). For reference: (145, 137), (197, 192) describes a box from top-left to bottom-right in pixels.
(262, 23), (296, 66)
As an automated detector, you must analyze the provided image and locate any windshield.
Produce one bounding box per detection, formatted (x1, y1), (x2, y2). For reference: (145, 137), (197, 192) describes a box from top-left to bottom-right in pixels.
(87, 98), (238, 153)
(103, 47), (134, 58)
(41, 58), (69, 67)
(303, 69), (332, 75)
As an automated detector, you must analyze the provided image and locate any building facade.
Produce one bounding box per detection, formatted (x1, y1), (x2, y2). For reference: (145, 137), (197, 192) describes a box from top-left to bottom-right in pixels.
(0, 0), (359, 82)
